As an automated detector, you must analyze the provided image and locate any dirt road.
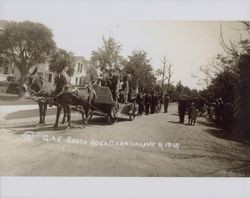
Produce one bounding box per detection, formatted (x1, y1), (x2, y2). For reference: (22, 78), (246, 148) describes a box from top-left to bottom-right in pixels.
(0, 103), (249, 176)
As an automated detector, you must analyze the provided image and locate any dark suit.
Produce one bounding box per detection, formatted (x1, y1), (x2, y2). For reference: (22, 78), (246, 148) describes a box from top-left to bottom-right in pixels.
(164, 95), (170, 113)
(178, 97), (188, 123)
(136, 94), (144, 116)
(144, 93), (152, 115)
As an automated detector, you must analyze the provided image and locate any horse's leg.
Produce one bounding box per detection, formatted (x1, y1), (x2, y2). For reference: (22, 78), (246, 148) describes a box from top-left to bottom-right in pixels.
(84, 96), (92, 125)
(42, 103), (47, 126)
(83, 104), (89, 125)
(66, 105), (71, 128)
(54, 105), (62, 128)
(81, 111), (86, 128)
(38, 102), (43, 125)
(61, 107), (66, 124)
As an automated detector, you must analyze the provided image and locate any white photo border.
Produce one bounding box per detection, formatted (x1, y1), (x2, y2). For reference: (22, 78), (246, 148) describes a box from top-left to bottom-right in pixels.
(0, 0), (250, 197)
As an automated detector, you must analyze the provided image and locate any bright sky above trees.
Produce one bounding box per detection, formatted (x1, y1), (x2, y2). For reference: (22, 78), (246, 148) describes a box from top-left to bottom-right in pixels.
(1, 0), (248, 90)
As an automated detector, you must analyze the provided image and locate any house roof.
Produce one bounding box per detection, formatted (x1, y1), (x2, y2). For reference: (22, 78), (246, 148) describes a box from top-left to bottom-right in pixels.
(73, 56), (89, 64)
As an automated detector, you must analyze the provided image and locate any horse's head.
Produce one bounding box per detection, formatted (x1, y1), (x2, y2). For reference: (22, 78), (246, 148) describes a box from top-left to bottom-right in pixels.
(23, 67), (43, 96)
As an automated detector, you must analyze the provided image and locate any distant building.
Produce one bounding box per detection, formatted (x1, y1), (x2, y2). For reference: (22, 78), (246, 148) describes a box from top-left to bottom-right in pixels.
(35, 62), (55, 83)
(70, 56), (88, 85)
(30, 56), (88, 85)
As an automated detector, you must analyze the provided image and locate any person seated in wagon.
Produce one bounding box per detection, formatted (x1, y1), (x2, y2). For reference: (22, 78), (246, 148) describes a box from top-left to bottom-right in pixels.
(49, 66), (71, 106)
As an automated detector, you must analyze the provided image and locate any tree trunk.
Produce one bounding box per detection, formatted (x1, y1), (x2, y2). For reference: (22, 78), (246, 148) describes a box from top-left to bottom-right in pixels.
(18, 75), (26, 97)
(17, 66), (28, 98)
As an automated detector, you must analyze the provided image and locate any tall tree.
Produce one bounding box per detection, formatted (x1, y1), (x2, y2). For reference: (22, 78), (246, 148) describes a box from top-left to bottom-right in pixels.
(156, 56), (174, 93)
(90, 36), (124, 75)
(199, 22), (250, 139)
(49, 48), (75, 76)
(0, 21), (56, 95)
(123, 49), (156, 91)
(156, 56), (167, 92)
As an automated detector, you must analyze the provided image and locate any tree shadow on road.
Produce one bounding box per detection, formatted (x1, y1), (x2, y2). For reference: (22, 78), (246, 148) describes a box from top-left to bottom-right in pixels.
(197, 118), (241, 143)
(197, 120), (217, 128)
(204, 127), (235, 141)
(2, 123), (38, 129)
(71, 116), (132, 127)
(3, 116), (134, 136)
(12, 125), (67, 134)
(4, 109), (55, 120)
(168, 121), (180, 124)
(72, 117), (107, 126)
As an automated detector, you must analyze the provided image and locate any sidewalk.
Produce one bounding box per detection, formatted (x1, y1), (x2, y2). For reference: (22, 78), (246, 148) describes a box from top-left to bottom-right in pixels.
(0, 94), (36, 106)
(0, 105), (38, 114)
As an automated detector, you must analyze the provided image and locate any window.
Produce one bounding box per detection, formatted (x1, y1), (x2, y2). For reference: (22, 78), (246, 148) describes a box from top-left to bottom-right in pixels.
(3, 66), (8, 74)
(78, 63), (83, 73)
(48, 74), (52, 82)
(43, 73), (52, 82)
(78, 63), (81, 72)
(75, 77), (78, 85)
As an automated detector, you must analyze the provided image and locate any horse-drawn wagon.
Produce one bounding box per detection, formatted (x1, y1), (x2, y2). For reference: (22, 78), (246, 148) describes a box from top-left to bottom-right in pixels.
(23, 67), (138, 127)
(88, 84), (138, 124)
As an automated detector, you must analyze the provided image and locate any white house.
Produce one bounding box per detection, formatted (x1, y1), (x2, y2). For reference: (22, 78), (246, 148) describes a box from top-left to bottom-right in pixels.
(70, 56), (88, 85)
(31, 56), (88, 85)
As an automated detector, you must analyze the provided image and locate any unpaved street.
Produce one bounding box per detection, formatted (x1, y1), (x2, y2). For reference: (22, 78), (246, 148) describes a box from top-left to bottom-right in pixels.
(0, 103), (249, 176)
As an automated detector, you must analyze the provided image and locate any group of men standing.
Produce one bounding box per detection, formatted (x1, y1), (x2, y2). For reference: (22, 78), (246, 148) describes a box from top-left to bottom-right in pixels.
(97, 70), (172, 116)
(135, 92), (170, 116)
(102, 71), (171, 116)
(177, 94), (205, 124)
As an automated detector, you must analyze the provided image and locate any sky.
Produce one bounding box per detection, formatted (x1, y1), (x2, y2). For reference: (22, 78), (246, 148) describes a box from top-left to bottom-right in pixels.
(0, 0), (249, 90)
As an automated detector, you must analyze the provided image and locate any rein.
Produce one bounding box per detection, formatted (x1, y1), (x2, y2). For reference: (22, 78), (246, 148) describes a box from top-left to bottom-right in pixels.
(27, 76), (50, 96)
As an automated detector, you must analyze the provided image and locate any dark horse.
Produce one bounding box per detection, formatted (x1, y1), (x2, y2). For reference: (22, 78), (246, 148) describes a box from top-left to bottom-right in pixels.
(23, 67), (67, 126)
(53, 85), (96, 128)
(51, 73), (96, 128)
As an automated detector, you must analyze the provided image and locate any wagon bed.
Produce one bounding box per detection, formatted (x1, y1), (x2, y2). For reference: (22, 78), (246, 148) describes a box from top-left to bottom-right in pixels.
(89, 84), (138, 124)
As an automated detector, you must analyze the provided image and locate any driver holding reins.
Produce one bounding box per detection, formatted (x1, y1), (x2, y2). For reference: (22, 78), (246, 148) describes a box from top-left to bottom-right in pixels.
(49, 66), (71, 106)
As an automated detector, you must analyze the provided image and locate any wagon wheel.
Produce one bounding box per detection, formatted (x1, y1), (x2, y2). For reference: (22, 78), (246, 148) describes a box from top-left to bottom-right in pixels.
(129, 104), (137, 121)
(107, 105), (118, 125)
(129, 113), (135, 121)
(88, 110), (93, 120)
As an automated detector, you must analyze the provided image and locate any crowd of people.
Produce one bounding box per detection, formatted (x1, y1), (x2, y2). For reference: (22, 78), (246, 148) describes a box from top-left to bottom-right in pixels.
(207, 98), (234, 131)
(54, 67), (234, 130)
(177, 94), (204, 125)
(135, 92), (171, 116)
(177, 94), (234, 130)
(94, 70), (172, 116)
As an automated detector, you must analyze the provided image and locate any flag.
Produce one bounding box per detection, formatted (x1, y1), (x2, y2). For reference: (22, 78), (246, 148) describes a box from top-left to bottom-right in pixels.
(116, 78), (122, 100)
(124, 79), (129, 103)
(135, 81), (139, 94)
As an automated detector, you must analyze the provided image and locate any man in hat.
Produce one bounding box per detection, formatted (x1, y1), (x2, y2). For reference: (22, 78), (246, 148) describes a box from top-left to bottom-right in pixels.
(144, 91), (152, 115)
(106, 70), (117, 100)
(178, 93), (188, 124)
(49, 66), (71, 107)
(136, 91), (145, 116)
(163, 94), (170, 113)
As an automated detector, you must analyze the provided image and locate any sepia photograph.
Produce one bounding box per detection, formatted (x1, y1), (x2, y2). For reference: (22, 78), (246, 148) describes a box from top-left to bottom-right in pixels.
(0, 0), (250, 180)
